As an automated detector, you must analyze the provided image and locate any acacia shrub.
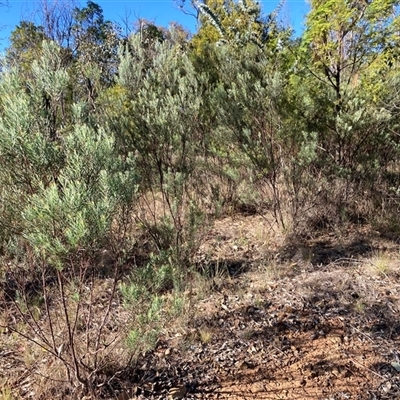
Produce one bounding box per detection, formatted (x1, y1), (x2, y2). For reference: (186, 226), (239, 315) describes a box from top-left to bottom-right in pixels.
(114, 33), (215, 266)
(0, 40), (138, 396)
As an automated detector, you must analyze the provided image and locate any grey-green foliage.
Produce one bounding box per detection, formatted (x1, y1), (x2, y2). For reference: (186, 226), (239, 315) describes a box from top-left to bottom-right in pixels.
(334, 95), (392, 172)
(0, 40), (138, 265)
(213, 46), (283, 174)
(117, 34), (205, 172)
(120, 251), (188, 355)
(116, 33), (207, 263)
(22, 123), (133, 267)
(211, 44), (290, 222)
(0, 42), (65, 243)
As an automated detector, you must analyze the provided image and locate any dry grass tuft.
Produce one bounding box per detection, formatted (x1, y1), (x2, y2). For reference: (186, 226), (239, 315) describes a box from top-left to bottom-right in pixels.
(366, 251), (396, 277)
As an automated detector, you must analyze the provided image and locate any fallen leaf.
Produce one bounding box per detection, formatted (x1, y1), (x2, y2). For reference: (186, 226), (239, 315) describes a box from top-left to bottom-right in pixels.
(391, 361), (400, 372)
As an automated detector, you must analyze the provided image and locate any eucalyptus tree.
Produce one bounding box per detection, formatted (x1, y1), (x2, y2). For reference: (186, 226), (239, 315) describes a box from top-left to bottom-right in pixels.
(69, 1), (121, 109)
(35, 0), (77, 48)
(5, 22), (47, 73)
(72, 1), (120, 78)
(190, 0), (287, 52)
(5, 1), (121, 108)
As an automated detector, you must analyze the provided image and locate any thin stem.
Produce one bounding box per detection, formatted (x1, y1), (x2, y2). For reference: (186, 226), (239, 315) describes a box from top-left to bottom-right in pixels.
(57, 269), (87, 388)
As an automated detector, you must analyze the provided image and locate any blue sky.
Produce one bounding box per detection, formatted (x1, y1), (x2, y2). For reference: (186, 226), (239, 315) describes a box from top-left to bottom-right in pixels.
(0, 0), (309, 52)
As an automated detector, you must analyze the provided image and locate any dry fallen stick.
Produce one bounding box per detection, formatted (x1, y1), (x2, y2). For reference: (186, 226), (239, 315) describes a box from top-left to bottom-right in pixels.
(346, 354), (386, 380)
(347, 323), (375, 343)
